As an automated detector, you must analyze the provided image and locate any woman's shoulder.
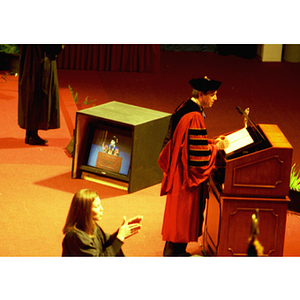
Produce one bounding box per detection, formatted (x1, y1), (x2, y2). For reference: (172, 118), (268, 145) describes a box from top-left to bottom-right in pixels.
(62, 228), (98, 256)
(64, 228), (91, 243)
(64, 225), (106, 241)
(65, 227), (84, 236)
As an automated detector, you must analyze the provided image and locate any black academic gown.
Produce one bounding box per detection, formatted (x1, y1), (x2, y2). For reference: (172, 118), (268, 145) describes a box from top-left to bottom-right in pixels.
(62, 224), (124, 257)
(18, 44), (63, 131)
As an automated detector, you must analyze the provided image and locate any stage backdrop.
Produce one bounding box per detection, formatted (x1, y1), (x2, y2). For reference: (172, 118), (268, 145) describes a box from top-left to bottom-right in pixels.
(57, 44), (160, 73)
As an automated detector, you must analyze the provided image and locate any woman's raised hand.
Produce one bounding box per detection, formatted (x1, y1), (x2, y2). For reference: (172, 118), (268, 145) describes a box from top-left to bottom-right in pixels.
(127, 215), (143, 225)
(117, 216), (143, 242)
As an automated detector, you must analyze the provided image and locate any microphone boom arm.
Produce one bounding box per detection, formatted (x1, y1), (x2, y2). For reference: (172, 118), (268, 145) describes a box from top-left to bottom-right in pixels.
(236, 106), (268, 144)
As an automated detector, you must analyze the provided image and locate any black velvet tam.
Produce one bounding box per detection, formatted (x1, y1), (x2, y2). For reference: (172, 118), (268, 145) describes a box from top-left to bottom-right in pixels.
(189, 76), (222, 92)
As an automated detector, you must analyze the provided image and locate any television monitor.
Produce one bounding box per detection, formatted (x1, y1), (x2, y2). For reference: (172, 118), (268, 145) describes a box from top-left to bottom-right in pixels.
(80, 121), (133, 182)
(72, 101), (172, 193)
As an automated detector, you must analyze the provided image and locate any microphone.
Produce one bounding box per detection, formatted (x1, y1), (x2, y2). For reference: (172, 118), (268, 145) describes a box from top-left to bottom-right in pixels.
(236, 106), (267, 144)
(236, 106), (245, 115)
(236, 106), (257, 127)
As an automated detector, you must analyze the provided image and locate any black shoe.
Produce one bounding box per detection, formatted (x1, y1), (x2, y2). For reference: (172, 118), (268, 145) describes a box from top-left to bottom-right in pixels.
(25, 135), (48, 145)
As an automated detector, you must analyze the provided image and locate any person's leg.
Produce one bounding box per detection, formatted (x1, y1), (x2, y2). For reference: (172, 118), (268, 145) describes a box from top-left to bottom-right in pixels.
(25, 130), (48, 145)
(163, 241), (190, 256)
(163, 241), (173, 256)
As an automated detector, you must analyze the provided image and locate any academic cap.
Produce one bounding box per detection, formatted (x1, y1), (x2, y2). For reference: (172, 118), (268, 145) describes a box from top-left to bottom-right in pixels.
(189, 76), (222, 92)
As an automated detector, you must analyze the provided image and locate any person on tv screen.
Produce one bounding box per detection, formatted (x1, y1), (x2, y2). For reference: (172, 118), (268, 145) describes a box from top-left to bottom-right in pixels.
(102, 136), (119, 156)
(158, 76), (229, 256)
(62, 189), (143, 256)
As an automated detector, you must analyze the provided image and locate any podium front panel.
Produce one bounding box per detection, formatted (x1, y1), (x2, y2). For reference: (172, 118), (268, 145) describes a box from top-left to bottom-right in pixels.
(204, 178), (289, 256)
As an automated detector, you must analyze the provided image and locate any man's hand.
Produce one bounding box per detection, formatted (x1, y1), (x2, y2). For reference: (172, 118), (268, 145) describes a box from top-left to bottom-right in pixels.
(215, 135), (229, 150)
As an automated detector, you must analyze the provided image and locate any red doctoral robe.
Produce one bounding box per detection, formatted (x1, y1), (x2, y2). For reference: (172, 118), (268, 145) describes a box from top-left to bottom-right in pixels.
(158, 100), (218, 243)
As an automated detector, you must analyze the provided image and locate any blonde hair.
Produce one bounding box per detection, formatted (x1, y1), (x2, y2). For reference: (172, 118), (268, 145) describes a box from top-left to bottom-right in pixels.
(191, 89), (199, 98)
(63, 189), (99, 235)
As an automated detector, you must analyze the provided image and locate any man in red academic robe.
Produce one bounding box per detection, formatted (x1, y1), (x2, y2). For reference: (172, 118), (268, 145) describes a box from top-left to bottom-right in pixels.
(158, 76), (229, 256)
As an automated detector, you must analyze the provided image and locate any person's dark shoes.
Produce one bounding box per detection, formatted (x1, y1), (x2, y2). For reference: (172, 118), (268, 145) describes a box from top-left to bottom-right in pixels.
(25, 130), (48, 145)
(25, 135), (48, 145)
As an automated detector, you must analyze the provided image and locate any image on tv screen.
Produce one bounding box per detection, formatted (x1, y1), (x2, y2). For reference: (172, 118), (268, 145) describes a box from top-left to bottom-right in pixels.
(87, 129), (132, 176)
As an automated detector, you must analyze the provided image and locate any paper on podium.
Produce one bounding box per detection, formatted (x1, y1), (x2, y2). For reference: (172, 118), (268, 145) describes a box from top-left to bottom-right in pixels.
(224, 127), (254, 155)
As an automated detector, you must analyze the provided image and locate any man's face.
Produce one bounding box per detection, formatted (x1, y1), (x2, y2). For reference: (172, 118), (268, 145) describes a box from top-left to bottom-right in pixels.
(199, 90), (218, 108)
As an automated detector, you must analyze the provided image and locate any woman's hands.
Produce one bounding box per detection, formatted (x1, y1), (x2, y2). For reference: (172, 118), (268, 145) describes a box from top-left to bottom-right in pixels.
(127, 215), (143, 225)
(117, 215), (143, 242)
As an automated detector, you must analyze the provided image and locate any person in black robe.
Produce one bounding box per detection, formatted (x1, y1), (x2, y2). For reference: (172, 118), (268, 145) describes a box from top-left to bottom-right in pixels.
(18, 44), (63, 145)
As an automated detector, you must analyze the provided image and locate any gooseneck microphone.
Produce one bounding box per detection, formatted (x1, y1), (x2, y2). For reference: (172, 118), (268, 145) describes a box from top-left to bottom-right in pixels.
(236, 106), (267, 144)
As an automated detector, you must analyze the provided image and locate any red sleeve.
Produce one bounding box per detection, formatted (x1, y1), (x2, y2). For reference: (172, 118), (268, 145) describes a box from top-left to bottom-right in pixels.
(181, 113), (218, 188)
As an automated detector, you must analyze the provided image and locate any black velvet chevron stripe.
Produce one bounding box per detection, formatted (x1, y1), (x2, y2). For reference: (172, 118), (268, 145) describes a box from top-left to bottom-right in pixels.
(188, 160), (209, 167)
(189, 139), (208, 146)
(189, 128), (207, 136)
(188, 149), (211, 156)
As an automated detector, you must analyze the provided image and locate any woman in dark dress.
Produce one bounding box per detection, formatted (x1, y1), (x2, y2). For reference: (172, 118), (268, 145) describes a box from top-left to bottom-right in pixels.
(62, 189), (143, 256)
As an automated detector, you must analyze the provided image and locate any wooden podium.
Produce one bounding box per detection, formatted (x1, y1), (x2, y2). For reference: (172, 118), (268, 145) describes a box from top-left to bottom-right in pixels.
(96, 152), (123, 173)
(203, 124), (293, 256)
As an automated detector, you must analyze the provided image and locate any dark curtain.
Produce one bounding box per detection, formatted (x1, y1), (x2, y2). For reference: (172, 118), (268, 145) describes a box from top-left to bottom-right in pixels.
(57, 44), (160, 73)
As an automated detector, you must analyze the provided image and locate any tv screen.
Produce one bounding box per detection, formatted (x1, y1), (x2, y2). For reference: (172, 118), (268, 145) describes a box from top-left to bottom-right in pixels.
(81, 123), (133, 181)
